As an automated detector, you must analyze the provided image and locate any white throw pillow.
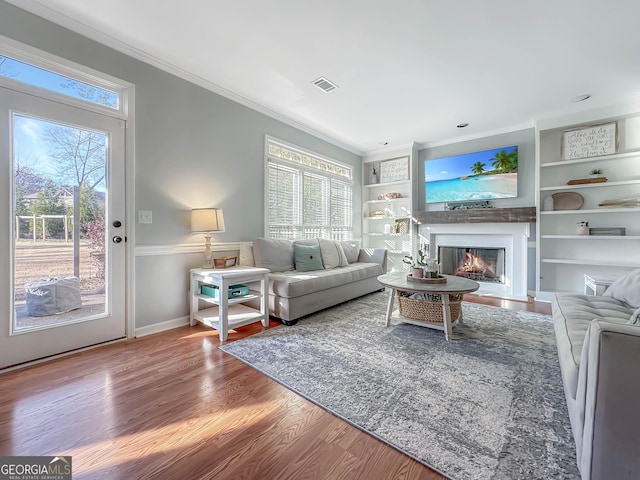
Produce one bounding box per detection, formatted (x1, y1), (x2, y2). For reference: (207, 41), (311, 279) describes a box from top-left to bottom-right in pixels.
(318, 239), (349, 269)
(252, 238), (294, 272)
(603, 268), (640, 308)
(238, 242), (255, 267)
(339, 240), (360, 264)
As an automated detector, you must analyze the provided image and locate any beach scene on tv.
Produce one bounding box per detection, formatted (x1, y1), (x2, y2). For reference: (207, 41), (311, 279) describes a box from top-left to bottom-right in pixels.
(425, 145), (518, 203)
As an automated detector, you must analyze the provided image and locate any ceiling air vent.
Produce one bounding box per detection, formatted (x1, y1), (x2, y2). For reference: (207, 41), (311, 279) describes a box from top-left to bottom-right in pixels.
(312, 76), (338, 93)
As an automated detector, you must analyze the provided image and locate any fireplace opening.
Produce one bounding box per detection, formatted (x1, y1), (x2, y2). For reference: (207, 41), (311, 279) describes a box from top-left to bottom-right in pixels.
(438, 246), (505, 284)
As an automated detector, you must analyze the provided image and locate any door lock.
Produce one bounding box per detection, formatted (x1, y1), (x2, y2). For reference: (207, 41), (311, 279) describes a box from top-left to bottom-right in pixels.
(112, 236), (123, 244)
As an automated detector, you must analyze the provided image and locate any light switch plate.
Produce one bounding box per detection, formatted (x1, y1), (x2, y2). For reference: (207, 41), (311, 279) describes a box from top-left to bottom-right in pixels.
(138, 210), (152, 224)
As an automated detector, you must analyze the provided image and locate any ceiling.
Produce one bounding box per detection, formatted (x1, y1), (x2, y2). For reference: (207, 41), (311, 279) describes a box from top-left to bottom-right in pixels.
(10, 0), (640, 154)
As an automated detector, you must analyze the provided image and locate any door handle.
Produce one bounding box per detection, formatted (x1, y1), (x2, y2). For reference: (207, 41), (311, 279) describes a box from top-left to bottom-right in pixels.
(112, 236), (123, 244)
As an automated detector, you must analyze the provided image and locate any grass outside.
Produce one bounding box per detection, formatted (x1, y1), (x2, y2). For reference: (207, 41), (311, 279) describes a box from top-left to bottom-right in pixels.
(14, 239), (104, 300)
(14, 239), (106, 329)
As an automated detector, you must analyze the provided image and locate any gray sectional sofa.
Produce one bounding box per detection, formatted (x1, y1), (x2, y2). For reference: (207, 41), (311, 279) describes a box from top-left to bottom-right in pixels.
(552, 268), (640, 480)
(240, 238), (387, 324)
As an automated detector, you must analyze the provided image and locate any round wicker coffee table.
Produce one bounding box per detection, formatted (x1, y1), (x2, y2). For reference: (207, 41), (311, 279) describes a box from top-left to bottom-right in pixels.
(377, 271), (479, 341)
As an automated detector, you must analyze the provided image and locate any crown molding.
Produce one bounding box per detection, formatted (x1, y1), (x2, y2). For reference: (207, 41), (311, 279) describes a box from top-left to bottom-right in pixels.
(6, 0), (364, 156)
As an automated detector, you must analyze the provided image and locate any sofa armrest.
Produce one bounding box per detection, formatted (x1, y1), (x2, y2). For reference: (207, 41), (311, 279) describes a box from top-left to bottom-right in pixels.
(577, 320), (640, 480)
(356, 248), (388, 272)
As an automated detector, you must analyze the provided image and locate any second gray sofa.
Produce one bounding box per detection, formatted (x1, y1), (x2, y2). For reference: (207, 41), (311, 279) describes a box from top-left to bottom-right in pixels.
(552, 268), (640, 480)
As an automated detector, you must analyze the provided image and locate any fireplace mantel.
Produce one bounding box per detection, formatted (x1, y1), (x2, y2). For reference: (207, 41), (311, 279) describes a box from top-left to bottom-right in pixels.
(412, 206), (536, 224)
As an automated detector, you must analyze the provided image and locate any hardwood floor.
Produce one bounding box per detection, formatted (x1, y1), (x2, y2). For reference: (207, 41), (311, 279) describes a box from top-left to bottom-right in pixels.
(0, 294), (550, 480)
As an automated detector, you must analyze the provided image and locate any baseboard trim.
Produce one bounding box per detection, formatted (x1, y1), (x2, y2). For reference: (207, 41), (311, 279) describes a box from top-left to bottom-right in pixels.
(135, 316), (189, 337)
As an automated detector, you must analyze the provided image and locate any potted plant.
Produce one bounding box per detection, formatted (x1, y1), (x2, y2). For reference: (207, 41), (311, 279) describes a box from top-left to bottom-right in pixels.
(576, 221), (589, 235)
(425, 259), (440, 278)
(589, 168), (603, 178)
(403, 246), (428, 278)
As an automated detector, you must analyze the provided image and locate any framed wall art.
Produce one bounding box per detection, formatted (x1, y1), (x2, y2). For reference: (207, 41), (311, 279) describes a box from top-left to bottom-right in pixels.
(379, 156), (409, 183)
(562, 122), (618, 160)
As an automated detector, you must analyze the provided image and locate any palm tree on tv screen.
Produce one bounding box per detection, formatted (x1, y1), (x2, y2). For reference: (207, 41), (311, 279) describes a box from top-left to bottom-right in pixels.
(471, 161), (486, 175)
(490, 147), (518, 173)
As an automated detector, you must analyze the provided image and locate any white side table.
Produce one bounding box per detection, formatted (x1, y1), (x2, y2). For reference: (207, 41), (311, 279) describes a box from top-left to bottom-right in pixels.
(190, 266), (270, 341)
(583, 274), (616, 296)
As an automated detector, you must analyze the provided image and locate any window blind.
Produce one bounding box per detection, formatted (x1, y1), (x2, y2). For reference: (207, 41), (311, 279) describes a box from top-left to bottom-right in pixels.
(266, 139), (353, 240)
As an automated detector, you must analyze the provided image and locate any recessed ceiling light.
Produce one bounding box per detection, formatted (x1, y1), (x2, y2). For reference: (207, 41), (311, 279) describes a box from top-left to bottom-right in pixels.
(457, 123), (469, 128)
(572, 94), (592, 102)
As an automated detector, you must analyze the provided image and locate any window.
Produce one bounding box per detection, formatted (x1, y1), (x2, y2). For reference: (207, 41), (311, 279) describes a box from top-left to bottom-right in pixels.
(0, 36), (128, 115)
(266, 138), (353, 240)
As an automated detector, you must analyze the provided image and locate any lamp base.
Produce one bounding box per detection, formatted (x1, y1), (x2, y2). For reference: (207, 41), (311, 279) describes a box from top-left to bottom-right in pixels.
(202, 233), (213, 268)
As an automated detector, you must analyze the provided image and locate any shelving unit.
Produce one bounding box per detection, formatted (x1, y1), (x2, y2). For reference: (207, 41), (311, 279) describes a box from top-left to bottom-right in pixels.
(363, 155), (413, 272)
(536, 114), (640, 300)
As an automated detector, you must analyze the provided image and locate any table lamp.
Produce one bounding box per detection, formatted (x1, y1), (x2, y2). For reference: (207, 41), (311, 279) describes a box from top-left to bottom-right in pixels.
(191, 208), (225, 268)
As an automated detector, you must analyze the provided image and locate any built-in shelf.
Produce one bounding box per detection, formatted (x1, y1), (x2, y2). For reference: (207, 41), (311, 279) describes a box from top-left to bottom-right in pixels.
(541, 258), (640, 267)
(365, 215), (411, 220)
(364, 233), (411, 237)
(541, 235), (640, 239)
(541, 207), (640, 214)
(364, 180), (409, 188)
(536, 114), (640, 297)
(540, 179), (640, 191)
(365, 198), (409, 205)
(540, 151), (640, 168)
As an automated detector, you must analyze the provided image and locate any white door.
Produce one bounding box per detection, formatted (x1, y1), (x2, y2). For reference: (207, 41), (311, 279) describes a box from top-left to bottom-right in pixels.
(0, 87), (126, 369)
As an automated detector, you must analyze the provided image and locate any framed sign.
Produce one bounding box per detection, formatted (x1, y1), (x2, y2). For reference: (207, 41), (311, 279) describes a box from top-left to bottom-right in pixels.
(562, 122), (618, 160)
(379, 156), (409, 183)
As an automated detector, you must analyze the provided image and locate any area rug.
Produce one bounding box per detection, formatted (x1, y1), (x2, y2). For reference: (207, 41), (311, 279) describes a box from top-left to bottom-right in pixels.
(220, 292), (579, 480)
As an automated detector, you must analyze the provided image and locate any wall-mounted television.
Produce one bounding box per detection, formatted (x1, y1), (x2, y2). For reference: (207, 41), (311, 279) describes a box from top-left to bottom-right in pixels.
(425, 145), (518, 203)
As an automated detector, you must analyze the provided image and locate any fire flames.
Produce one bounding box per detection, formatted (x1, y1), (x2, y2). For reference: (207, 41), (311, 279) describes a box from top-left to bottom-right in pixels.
(455, 252), (496, 277)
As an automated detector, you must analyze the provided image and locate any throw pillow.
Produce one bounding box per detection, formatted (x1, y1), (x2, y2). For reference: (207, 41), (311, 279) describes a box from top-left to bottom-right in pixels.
(253, 238), (294, 272)
(340, 240), (360, 264)
(603, 268), (640, 308)
(238, 242), (255, 267)
(294, 243), (324, 271)
(629, 307), (640, 325)
(319, 239), (349, 269)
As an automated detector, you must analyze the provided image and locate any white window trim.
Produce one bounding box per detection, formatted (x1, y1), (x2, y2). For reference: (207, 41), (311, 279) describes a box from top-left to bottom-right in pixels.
(264, 135), (354, 239)
(0, 34), (132, 119)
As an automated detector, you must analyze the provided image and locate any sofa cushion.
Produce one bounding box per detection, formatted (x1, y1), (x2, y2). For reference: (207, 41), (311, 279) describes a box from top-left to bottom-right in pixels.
(268, 262), (383, 298)
(553, 294), (634, 399)
(319, 239), (348, 269)
(340, 241), (360, 263)
(293, 243), (324, 272)
(603, 268), (640, 308)
(253, 238), (294, 272)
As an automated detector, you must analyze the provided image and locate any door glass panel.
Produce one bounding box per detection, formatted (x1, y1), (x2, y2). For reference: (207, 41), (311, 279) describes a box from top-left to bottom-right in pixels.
(13, 114), (108, 332)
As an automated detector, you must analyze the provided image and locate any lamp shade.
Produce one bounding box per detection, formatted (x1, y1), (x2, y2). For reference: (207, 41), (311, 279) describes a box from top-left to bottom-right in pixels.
(191, 208), (225, 233)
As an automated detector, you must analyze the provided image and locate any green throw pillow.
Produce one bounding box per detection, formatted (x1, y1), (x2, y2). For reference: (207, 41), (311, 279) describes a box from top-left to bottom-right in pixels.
(294, 244), (324, 271)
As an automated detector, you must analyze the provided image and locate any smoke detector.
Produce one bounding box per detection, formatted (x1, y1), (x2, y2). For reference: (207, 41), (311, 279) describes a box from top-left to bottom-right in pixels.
(312, 77), (338, 93)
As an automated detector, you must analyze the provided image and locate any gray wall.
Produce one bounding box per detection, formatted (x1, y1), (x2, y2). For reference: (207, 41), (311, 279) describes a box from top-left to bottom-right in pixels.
(417, 128), (536, 211)
(0, 1), (362, 329)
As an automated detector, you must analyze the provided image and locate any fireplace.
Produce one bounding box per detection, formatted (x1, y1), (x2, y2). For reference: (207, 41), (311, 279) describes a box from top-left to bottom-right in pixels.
(439, 246), (506, 284)
(418, 222), (530, 300)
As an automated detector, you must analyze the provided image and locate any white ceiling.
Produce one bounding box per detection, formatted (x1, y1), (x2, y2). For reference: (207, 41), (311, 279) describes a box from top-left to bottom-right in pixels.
(10, 0), (640, 154)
